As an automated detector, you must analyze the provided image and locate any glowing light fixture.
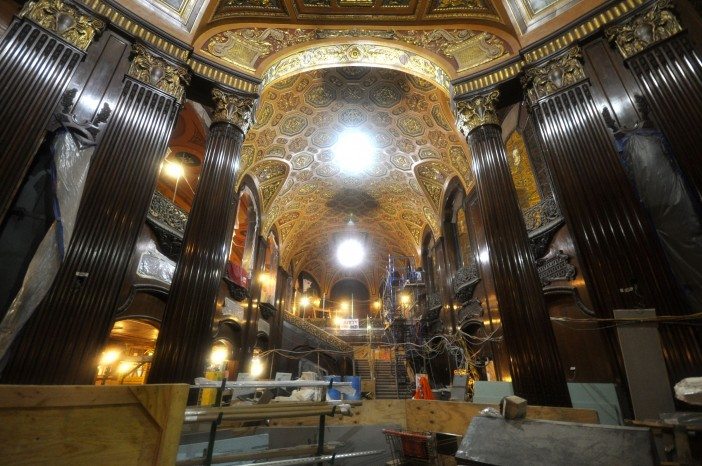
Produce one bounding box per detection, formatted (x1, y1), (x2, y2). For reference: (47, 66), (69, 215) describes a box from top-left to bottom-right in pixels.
(336, 238), (365, 268)
(116, 361), (135, 375)
(210, 346), (228, 366)
(333, 315), (344, 327)
(300, 295), (311, 307)
(250, 356), (264, 378)
(163, 160), (184, 179)
(333, 130), (375, 175)
(99, 349), (120, 366)
(400, 293), (411, 305)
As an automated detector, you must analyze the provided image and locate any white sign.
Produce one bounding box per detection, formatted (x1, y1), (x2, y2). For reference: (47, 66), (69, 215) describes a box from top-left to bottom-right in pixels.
(339, 319), (359, 330)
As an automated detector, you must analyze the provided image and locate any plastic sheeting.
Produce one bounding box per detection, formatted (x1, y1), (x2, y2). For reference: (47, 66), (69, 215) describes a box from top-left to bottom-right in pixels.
(617, 128), (702, 311)
(0, 131), (94, 359)
(136, 239), (175, 285)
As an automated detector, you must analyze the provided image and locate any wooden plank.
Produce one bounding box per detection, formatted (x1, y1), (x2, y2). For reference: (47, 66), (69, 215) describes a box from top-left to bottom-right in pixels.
(0, 384), (189, 466)
(406, 400), (599, 436)
(267, 400), (406, 428)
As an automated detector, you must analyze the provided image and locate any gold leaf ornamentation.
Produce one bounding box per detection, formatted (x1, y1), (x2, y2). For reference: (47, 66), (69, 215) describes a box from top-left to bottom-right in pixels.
(19, 0), (105, 51)
(128, 44), (190, 103)
(212, 88), (257, 133)
(455, 89), (500, 135)
(522, 47), (586, 104)
(605, 0), (682, 59)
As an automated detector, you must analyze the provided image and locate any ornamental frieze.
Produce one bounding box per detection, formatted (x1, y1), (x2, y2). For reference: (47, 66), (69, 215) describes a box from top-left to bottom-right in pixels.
(211, 88), (257, 133)
(605, 0), (682, 59)
(127, 44), (190, 103)
(455, 89), (500, 135)
(523, 47), (586, 104)
(19, 0), (105, 51)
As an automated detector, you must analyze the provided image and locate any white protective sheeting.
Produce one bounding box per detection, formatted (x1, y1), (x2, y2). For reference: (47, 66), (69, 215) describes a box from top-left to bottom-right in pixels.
(136, 239), (176, 285)
(0, 131), (93, 358)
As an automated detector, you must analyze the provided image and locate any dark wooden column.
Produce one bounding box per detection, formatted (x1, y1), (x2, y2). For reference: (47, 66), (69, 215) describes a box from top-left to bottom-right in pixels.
(148, 89), (256, 384)
(606, 1), (702, 200)
(455, 90), (571, 407)
(0, 0), (104, 223)
(1, 44), (187, 384)
(524, 46), (702, 385)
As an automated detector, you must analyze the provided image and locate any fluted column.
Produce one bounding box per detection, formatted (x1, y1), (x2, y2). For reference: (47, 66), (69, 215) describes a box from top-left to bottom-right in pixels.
(0, 0), (104, 223)
(606, 0), (702, 200)
(148, 89), (257, 384)
(1, 45), (187, 384)
(455, 90), (571, 406)
(524, 47), (702, 385)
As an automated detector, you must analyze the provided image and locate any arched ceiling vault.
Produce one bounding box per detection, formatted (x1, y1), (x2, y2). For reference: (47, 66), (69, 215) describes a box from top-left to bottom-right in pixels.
(238, 66), (473, 289)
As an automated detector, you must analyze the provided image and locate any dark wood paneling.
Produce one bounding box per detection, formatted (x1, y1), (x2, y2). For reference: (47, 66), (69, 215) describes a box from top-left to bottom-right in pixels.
(148, 122), (245, 384)
(0, 18), (84, 224)
(531, 80), (702, 387)
(1, 76), (180, 384)
(545, 225), (616, 383)
(467, 123), (570, 406)
(626, 33), (702, 202)
(465, 192), (510, 382)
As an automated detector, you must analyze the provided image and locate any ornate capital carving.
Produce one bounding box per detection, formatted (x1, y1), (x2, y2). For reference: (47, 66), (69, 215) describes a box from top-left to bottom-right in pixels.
(211, 88), (257, 133)
(605, 0), (682, 59)
(19, 0), (105, 51)
(455, 89), (500, 135)
(523, 47), (586, 104)
(127, 44), (190, 103)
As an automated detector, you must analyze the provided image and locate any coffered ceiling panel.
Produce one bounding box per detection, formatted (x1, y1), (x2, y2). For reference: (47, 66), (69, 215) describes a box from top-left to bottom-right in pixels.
(239, 67), (473, 290)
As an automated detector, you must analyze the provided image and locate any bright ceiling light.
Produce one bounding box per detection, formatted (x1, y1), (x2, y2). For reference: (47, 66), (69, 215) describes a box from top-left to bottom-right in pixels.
(163, 160), (184, 179)
(333, 130), (375, 175)
(336, 238), (365, 268)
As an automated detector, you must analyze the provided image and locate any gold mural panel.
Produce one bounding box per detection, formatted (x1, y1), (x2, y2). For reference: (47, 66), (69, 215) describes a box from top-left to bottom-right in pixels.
(505, 131), (541, 210)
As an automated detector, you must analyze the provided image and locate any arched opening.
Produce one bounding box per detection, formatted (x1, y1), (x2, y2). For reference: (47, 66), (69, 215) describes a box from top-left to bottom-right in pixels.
(330, 279), (371, 321)
(259, 231), (280, 305)
(95, 318), (159, 385)
(227, 185), (259, 289)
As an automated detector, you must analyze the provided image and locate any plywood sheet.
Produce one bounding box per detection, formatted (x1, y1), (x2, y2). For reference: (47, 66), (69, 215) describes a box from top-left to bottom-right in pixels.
(0, 384), (189, 465)
(406, 400), (599, 435)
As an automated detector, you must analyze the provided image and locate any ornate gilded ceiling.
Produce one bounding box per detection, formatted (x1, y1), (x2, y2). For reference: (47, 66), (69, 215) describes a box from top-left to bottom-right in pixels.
(238, 67), (473, 292)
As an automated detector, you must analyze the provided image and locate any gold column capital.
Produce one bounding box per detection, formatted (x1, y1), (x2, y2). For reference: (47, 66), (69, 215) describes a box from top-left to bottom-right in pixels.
(127, 44), (190, 103)
(523, 47), (586, 104)
(455, 89), (500, 136)
(19, 0), (105, 51)
(605, 0), (682, 59)
(211, 88), (257, 134)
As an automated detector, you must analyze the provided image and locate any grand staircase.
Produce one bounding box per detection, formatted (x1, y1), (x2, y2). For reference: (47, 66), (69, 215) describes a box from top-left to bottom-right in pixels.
(373, 356), (412, 399)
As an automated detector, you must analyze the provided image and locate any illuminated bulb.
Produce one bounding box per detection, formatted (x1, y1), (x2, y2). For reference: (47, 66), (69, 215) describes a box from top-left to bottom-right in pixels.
(250, 356), (264, 378)
(300, 295), (310, 307)
(400, 294), (410, 305)
(373, 300), (381, 310)
(339, 301), (349, 311)
(258, 272), (271, 285)
(333, 130), (375, 175)
(99, 349), (120, 366)
(163, 160), (184, 179)
(116, 361), (135, 375)
(337, 238), (364, 268)
(210, 346), (228, 365)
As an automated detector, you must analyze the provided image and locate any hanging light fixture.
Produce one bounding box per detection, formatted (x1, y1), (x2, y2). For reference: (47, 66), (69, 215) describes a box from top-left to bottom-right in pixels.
(336, 216), (366, 268)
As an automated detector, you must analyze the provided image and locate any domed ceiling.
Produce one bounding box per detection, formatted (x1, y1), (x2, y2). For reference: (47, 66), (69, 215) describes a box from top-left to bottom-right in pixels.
(239, 67), (473, 292)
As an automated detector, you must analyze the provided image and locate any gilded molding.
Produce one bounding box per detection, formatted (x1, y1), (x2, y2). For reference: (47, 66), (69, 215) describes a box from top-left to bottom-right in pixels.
(261, 44), (451, 95)
(81, 0), (190, 61)
(455, 89), (500, 135)
(605, 0), (682, 59)
(128, 44), (190, 103)
(19, 0), (105, 51)
(187, 56), (259, 94)
(523, 47), (586, 104)
(212, 89), (257, 133)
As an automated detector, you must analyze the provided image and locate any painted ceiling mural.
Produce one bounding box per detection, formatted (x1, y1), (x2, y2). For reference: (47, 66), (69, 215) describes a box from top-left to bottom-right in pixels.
(238, 67), (473, 292)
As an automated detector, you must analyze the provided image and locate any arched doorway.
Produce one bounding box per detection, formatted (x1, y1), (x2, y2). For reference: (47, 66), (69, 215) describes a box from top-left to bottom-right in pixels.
(96, 318), (159, 385)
